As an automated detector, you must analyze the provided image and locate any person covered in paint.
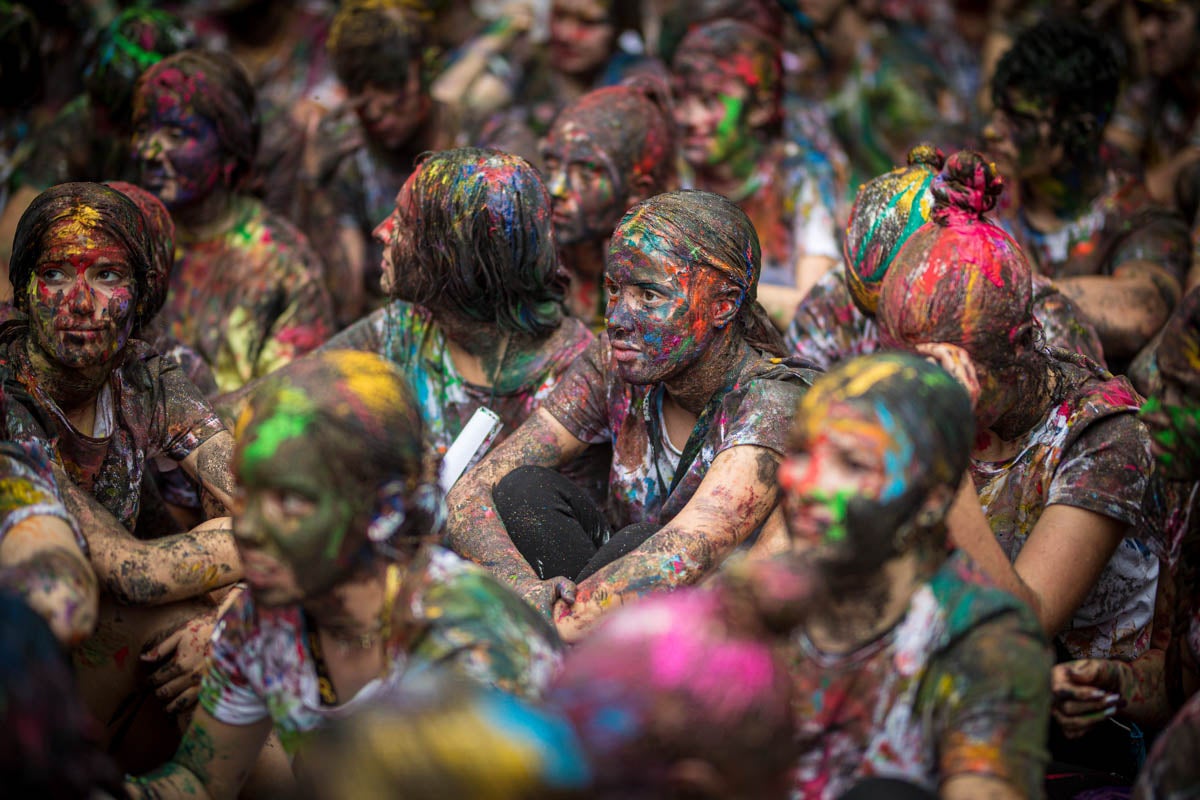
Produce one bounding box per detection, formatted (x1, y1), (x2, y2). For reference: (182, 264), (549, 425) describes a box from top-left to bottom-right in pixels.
(0, 7), (194, 271)
(446, 189), (815, 640)
(771, 351), (1051, 800)
(131, 49), (335, 395)
(671, 19), (841, 324)
(875, 152), (1158, 667)
(547, 587), (797, 799)
(785, 143), (1106, 372)
(222, 147), (596, 484)
(985, 18), (1190, 369)
(127, 351), (563, 799)
(300, 0), (439, 326)
(301, 673), (591, 800)
(542, 81), (677, 330)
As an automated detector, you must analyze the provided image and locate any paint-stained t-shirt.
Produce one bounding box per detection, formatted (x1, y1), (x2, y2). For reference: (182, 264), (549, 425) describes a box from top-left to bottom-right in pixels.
(161, 195), (335, 394)
(0, 334), (224, 532)
(785, 263), (1106, 371)
(0, 438), (83, 551)
(321, 301), (595, 466)
(971, 357), (1156, 660)
(788, 556), (1051, 800)
(200, 546), (563, 754)
(543, 335), (815, 530)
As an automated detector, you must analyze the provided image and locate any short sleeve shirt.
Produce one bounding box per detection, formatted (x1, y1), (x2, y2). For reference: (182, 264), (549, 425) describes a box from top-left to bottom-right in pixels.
(200, 546), (563, 754)
(785, 264), (1106, 371)
(971, 357), (1156, 660)
(1, 334), (224, 531)
(161, 195), (335, 394)
(542, 336), (814, 530)
(787, 557), (1051, 800)
(0, 438), (83, 551)
(321, 301), (594, 462)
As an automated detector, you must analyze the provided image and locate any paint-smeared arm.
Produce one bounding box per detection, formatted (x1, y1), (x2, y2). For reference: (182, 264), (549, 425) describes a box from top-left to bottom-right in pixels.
(181, 430), (238, 517)
(126, 708), (272, 800)
(555, 445), (780, 641)
(1056, 261), (1180, 360)
(0, 514), (98, 645)
(62, 474), (241, 606)
(445, 408), (588, 604)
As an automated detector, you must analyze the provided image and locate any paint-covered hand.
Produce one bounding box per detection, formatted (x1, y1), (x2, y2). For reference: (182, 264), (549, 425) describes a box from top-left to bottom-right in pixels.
(554, 591), (606, 643)
(520, 576), (577, 620)
(1052, 658), (1131, 738)
(142, 607), (220, 715)
(913, 342), (981, 409)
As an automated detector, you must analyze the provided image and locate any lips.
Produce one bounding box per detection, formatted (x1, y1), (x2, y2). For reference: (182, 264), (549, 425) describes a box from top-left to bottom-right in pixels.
(610, 340), (641, 363)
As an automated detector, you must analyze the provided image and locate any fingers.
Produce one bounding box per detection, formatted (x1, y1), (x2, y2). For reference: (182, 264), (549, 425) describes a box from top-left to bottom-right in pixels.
(141, 629), (182, 662)
(163, 679), (202, 715)
(1053, 704), (1119, 738)
(555, 578), (577, 605)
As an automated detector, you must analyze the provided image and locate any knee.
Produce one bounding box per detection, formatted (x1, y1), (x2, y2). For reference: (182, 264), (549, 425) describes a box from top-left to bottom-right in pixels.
(493, 465), (559, 513)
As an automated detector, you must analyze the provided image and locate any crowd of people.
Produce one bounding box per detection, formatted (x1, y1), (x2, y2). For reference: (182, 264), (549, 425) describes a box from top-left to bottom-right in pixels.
(1, 0), (1200, 798)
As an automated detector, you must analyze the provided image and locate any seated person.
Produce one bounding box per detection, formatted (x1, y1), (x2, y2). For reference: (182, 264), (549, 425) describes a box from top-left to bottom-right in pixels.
(671, 19), (841, 321)
(222, 148), (596, 483)
(547, 588), (797, 799)
(985, 18), (1190, 367)
(771, 351), (1051, 799)
(127, 350), (563, 799)
(446, 190), (814, 639)
(131, 49), (335, 394)
(542, 81), (676, 329)
(786, 144), (1105, 371)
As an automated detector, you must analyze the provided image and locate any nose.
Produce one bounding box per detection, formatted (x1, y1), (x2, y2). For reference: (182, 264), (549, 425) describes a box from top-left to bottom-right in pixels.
(372, 213), (396, 246)
(66, 275), (95, 315)
(605, 290), (633, 334)
(982, 109), (1009, 145)
(1140, 13), (1163, 43)
(233, 496), (268, 547)
(135, 128), (166, 163)
(676, 95), (706, 132)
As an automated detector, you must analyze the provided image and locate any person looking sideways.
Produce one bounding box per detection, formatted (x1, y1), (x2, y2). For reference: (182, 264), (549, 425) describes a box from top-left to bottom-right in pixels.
(772, 352), (1051, 799)
(446, 189), (814, 640)
(127, 351), (563, 799)
(131, 49), (334, 394)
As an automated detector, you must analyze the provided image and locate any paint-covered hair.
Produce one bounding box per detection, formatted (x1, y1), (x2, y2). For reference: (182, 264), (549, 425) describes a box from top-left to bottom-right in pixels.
(672, 19), (782, 128)
(613, 190), (786, 355)
(84, 7), (193, 126)
(104, 180), (174, 327)
(548, 588), (796, 798)
(307, 674), (591, 798)
(10, 182), (161, 335)
(790, 353), (975, 580)
(0, 592), (122, 797)
(395, 147), (566, 336)
(134, 49), (260, 191)
(992, 18), (1120, 152)
(329, 0), (427, 94)
(550, 82), (677, 202)
(238, 351), (437, 563)
(876, 151), (1036, 371)
(843, 144), (944, 316)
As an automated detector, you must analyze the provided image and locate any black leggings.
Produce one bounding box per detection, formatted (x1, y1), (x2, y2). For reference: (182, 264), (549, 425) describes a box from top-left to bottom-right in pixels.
(493, 465), (660, 582)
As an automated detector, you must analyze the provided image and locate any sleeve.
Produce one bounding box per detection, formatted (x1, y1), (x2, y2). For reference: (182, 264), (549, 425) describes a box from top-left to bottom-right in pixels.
(1108, 205), (1191, 291)
(784, 267), (871, 371)
(0, 440), (83, 551)
(150, 354), (227, 463)
(717, 375), (809, 458)
(930, 612), (1052, 799)
(199, 591), (272, 726)
(541, 337), (614, 446)
(1047, 409), (1152, 530)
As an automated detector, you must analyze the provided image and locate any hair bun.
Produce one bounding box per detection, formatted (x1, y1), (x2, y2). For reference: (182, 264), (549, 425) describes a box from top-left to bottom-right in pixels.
(906, 143), (945, 171)
(932, 150), (1003, 219)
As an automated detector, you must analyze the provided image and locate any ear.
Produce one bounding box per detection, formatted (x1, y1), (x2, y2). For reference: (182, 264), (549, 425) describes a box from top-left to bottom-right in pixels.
(711, 283), (742, 329)
(666, 758), (728, 799)
(624, 171), (657, 207)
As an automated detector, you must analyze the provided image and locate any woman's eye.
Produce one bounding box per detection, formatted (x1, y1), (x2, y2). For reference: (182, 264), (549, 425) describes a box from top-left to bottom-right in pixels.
(640, 288), (661, 303)
(280, 492), (316, 516)
(38, 267), (68, 284)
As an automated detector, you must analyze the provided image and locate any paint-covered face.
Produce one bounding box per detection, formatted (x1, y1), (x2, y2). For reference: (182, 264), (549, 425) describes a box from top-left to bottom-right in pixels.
(372, 180), (414, 297)
(550, 0), (615, 76)
(233, 399), (362, 606)
(29, 215), (136, 370)
(984, 90), (1061, 181)
(132, 84), (229, 210)
(542, 121), (623, 246)
(1141, 310), (1200, 480)
(352, 73), (428, 151)
(672, 57), (755, 168)
(1135, 2), (1199, 78)
(604, 231), (727, 385)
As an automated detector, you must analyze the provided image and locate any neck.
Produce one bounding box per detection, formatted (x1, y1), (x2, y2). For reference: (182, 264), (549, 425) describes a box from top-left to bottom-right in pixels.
(173, 188), (237, 240)
(438, 312), (534, 389)
(304, 560), (392, 640)
(1021, 153), (1106, 224)
(805, 554), (924, 654)
(24, 338), (112, 419)
(663, 328), (750, 415)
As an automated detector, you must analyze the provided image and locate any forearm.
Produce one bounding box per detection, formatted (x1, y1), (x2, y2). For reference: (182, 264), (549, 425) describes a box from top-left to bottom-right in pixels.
(185, 432), (238, 516)
(127, 763), (215, 800)
(1118, 649), (1172, 729)
(445, 473), (540, 588)
(90, 519), (242, 606)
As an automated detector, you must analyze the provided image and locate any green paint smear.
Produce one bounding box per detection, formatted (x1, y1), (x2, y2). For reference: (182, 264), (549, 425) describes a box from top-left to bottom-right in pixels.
(715, 94), (745, 152)
(242, 387), (315, 470)
(809, 489), (854, 544)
